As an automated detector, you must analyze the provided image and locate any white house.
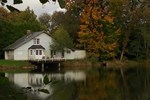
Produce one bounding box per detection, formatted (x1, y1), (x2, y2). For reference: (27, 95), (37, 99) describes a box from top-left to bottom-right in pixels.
(3, 31), (86, 60)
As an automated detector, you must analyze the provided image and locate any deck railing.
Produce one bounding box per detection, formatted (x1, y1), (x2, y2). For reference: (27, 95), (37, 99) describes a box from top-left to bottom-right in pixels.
(29, 57), (66, 62)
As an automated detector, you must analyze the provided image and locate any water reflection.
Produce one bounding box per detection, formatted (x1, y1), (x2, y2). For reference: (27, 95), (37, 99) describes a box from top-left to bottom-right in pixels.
(5, 70), (86, 100)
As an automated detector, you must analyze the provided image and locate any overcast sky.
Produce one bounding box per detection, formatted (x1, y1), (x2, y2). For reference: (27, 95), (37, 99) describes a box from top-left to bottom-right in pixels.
(3, 0), (66, 17)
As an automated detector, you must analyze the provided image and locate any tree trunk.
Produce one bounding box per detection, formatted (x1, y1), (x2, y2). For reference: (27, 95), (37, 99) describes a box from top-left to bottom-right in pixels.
(120, 28), (131, 61)
(146, 43), (149, 57)
(120, 49), (125, 61)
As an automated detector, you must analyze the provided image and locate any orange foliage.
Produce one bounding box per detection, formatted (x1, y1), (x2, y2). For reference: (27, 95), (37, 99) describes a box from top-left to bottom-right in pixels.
(77, 0), (120, 59)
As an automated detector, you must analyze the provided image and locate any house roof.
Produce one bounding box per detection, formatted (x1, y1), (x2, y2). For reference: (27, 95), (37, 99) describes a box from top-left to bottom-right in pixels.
(28, 45), (45, 49)
(3, 31), (48, 50)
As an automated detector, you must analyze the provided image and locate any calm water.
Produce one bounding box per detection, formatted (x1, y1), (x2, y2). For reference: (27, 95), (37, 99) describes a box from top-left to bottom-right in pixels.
(0, 66), (150, 100)
(4, 70), (86, 100)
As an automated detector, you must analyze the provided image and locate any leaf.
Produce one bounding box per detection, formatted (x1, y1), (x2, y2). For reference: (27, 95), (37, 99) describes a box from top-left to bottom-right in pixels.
(2, 0), (7, 3)
(38, 89), (50, 94)
(43, 75), (50, 85)
(6, 5), (20, 12)
(1, 2), (5, 6)
(14, 0), (23, 4)
(39, 0), (48, 4)
(58, 0), (65, 8)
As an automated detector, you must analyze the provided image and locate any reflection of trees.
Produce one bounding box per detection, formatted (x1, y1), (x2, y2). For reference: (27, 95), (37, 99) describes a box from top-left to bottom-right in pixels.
(77, 67), (150, 100)
(125, 67), (150, 100)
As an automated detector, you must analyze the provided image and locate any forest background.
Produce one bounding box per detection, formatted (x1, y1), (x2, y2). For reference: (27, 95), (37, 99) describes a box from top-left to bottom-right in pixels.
(0, 0), (150, 62)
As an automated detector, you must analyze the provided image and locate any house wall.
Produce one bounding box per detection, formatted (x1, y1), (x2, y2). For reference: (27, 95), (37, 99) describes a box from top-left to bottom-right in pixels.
(64, 50), (86, 60)
(36, 33), (53, 58)
(6, 32), (86, 60)
(74, 50), (86, 59)
(5, 50), (14, 60)
(29, 49), (45, 60)
(14, 33), (53, 60)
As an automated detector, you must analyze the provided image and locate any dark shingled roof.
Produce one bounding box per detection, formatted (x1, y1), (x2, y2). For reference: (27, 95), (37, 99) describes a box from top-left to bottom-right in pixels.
(3, 31), (45, 50)
(28, 45), (45, 49)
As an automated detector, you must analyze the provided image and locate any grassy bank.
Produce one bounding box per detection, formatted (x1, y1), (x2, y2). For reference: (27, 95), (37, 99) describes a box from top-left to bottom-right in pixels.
(0, 60), (33, 70)
(62, 59), (150, 70)
(62, 59), (93, 70)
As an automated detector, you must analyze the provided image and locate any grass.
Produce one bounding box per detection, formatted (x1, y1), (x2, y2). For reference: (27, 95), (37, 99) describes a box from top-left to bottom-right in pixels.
(0, 60), (32, 68)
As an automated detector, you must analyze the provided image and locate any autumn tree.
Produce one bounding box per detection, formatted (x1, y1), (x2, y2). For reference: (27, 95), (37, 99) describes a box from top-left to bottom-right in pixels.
(77, 0), (120, 60)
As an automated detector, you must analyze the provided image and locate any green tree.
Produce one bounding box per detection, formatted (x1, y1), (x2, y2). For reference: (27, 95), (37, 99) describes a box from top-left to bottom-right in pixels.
(127, 31), (146, 59)
(0, 7), (43, 58)
(48, 0), (82, 42)
(39, 13), (51, 31)
(109, 0), (150, 60)
(49, 11), (65, 31)
(51, 26), (74, 51)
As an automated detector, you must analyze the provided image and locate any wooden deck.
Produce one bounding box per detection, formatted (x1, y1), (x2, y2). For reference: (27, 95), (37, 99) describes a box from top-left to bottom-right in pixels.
(29, 58), (66, 72)
(29, 58), (66, 63)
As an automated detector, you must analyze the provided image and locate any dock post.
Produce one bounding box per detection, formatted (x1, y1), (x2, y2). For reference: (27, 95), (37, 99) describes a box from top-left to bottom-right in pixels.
(42, 62), (44, 72)
(58, 63), (61, 71)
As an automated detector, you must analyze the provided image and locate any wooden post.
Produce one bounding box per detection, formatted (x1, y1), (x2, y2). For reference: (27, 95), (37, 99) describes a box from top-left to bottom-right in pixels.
(42, 62), (44, 72)
(58, 63), (61, 71)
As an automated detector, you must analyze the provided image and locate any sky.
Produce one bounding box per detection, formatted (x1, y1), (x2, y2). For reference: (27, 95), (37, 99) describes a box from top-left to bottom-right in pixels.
(2, 0), (66, 17)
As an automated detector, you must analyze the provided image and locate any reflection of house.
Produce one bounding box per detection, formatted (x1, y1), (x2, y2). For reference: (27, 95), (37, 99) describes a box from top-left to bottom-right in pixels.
(28, 74), (44, 87)
(5, 73), (29, 87)
(5, 71), (86, 99)
(4, 31), (86, 60)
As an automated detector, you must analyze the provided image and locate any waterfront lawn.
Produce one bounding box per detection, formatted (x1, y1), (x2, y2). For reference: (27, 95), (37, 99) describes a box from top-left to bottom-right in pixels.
(0, 60), (32, 68)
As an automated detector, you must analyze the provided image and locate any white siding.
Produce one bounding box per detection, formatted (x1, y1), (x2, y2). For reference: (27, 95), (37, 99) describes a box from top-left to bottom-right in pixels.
(36, 33), (53, 58)
(74, 50), (86, 59)
(5, 51), (14, 60)
(14, 33), (53, 60)
(64, 50), (86, 60)
(5, 32), (86, 60)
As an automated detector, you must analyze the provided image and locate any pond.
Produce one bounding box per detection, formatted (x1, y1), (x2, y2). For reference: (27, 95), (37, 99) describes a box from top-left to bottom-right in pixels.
(0, 69), (86, 100)
(0, 65), (150, 100)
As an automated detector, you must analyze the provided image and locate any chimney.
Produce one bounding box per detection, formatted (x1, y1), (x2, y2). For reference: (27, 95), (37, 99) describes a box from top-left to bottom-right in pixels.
(26, 30), (31, 35)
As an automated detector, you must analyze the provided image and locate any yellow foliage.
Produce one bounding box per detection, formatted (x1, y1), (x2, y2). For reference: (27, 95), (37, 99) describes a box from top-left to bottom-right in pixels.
(92, 8), (102, 20)
(77, 0), (119, 59)
(104, 12), (114, 23)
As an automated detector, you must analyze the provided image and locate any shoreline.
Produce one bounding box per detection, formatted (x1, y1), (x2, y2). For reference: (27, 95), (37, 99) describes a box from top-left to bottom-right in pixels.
(0, 59), (149, 71)
(0, 66), (34, 71)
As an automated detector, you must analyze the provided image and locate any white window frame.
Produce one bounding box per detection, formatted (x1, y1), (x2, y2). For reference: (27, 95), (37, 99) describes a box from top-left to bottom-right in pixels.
(34, 38), (40, 44)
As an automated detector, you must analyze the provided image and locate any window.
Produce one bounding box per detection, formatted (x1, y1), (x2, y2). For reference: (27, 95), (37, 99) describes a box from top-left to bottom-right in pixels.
(67, 50), (71, 54)
(30, 50), (33, 55)
(37, 39), (40, 44)
(34, 38), (40, 44)
(36, 50), (38, 55)
(35, 50), (42, 55)
(39, 50), (42, 55)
